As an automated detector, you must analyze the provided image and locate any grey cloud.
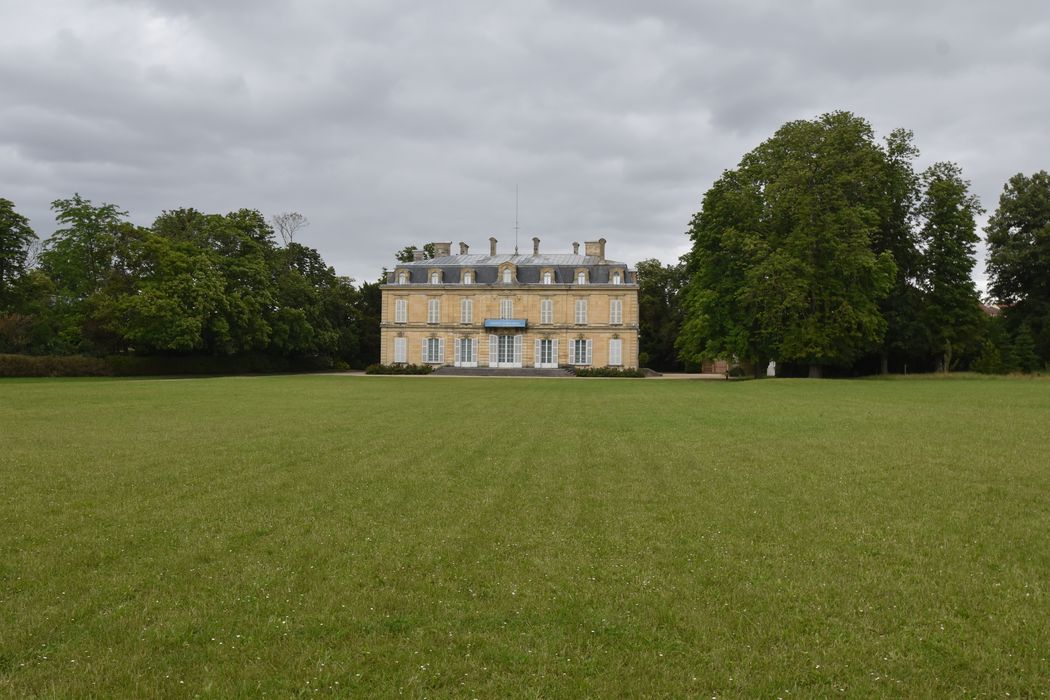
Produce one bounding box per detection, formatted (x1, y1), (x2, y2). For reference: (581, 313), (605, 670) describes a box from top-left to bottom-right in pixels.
(1, 0), (1048, 289)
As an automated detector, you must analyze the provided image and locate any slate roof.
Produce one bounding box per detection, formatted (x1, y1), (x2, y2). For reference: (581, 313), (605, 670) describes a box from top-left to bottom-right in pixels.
(387, 253), (635, 285)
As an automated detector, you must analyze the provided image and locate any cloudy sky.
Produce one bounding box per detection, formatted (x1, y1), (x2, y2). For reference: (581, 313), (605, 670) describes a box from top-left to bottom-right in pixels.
(2, 1), (1048, 288)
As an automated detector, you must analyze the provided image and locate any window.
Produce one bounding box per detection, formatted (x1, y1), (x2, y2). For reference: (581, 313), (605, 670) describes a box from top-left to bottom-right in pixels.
(503, 268), (512, 284)
(612, 271), (622, 285)
(455, 337), (476, 366)
(463, 271), (472, 284)
(430, 271), (440, 284)
(394, 298), (407, 324)
(427, 298), (440, 324)
(609, 338), (623, 366)
(500, 298), (513, 319)
(398, 272), (407, 284)
(543, 271), (552, 284)
(535, 338), (557, 368)
(577, 271), (586, 284)
(540, 298), (553, 324)
(393, 336), (407, 363)
(423, 337), (444, 363)
(571, 339), (592, 365)
(461, 298), (473, 324)
(609, 298), (622, 325)
(575, 298), (588, 325)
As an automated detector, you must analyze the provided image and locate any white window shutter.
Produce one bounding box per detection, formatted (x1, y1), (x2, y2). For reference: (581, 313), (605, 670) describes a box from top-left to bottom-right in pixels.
(421, 338), (428, 363)
(553, 339), (558, 366)
(534, 339), (541, 367)
(586, 339), (593, 365)
(489, 334), (498, 367)
(472, 338), (478, 364)
(454, 338), (461, 364)
(513, 335), (522, 364)
(438, 338), (445, 363)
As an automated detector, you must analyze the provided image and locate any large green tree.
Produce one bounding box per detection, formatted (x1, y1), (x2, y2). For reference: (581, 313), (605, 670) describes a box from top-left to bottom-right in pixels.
(870, 129), (927, 373)
(0, 197), (37, 310)
(916, 162), (984, 371)
(679, 111), (896, 377)
(636, 257), (688, 371)
(985, 170), (1050, 361)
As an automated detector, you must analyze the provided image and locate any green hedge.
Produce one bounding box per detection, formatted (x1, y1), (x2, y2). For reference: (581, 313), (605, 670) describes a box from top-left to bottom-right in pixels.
(0, 354), (112, 377)
(0, 353), (340, 377)
(573, 366), (646, 378)
(364, 363), (434, 375)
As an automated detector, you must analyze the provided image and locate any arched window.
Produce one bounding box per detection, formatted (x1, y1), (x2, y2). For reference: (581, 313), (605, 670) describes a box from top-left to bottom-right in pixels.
(463, 272), (472, 284)
(577, 271), (586, 285)
(543, 271), (552, 284)
(431, 272), (440, 284)
(503, 268), (512, 284)
(612, 271), (621, 285)
(398, 272), (407, 284)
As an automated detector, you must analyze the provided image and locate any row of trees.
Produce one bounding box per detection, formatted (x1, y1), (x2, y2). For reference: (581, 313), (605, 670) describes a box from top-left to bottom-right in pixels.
(0, 195), (381, 367)
(643, 111), (1049, 376)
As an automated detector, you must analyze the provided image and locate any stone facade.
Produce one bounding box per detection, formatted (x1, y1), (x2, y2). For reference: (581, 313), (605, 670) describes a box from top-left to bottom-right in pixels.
(380, 239), (639, 369)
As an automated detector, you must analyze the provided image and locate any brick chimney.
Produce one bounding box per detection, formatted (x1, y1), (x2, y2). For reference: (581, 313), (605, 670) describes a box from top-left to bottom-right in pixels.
(459, 242), (469, 255)
(411, 248), (425, 262)
(572, 241), (579, 255)
(489, 237), (497, 256)
(532, 237), (540, 255)
(432, 242), (451, 257)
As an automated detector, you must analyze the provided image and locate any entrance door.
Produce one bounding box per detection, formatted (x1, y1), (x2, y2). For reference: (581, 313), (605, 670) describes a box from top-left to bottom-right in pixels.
(534, 338), (558, 368)
(489, 334), (522, 368)
(455, 337), (477, 367)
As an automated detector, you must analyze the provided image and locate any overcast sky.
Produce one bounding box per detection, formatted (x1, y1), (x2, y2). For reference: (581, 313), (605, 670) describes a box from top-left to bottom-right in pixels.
(2, 1), (1048, 289)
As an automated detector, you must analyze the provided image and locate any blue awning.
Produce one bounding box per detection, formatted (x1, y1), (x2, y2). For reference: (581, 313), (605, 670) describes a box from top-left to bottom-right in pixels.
(484, 318), (527, 329)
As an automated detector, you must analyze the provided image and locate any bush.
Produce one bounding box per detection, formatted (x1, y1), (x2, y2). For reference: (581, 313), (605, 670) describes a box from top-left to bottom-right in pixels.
(365, 363), (434, 375)
(0, 353), (112, 377)
(726, 365), (747, 378)
(573, 366), (646, 378)
(0, 353), (340, 377)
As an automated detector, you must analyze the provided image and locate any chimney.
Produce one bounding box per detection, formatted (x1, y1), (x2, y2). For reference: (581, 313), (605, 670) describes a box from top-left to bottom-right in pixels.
(532, 237), (540, 255)
(599, 237), (606, 262)
(411, 248), (425, 262)
(433, 241), (451, 258)
(489, 237), (497, 256)
(572, 241), (579, 255)
(584, 240), (602, 258)
(459, 242), (469, 255)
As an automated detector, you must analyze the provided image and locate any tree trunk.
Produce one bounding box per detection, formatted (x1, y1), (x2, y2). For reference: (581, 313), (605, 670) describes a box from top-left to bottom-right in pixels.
(808, 364), (824, 379)
(880, 353), (889, 375)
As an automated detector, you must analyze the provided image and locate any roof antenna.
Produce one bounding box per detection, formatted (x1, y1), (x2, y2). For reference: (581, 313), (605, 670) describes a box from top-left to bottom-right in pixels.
(514, 184), (519, 255)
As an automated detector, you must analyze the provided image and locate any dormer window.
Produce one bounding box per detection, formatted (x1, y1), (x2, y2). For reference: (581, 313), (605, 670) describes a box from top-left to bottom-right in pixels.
(503, 268), (512, 284)
(463, 271), (473, 284)
(576, 269), (588, 285)
(543, 271), (553, 284)
(430, 271), (441, 284)
(612, 271), (622, 285)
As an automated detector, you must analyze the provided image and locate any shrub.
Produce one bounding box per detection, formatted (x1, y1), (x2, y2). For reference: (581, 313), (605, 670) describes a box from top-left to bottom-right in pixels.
(0, 354), (112, 377)
(573, 366), (646, 378)
(726, 365), (746, 378)
(365, 363), (434, 375)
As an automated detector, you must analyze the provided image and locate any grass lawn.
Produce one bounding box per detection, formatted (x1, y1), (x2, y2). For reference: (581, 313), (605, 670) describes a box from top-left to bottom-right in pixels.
(2, 375), (1049, 697)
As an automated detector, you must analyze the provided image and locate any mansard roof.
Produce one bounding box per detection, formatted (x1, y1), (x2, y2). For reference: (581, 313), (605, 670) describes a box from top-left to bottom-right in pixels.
(399, 253), (624, 267)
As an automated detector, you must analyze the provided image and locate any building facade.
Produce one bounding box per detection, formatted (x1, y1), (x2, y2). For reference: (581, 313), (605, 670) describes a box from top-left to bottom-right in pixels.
(380, 237), (639, 369)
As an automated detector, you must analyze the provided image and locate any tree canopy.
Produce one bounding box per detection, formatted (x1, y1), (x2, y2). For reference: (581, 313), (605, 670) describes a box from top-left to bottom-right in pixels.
(986, 170), (1050, 362)
(0, 195), (379, 367)
(678, 112), (898, 376)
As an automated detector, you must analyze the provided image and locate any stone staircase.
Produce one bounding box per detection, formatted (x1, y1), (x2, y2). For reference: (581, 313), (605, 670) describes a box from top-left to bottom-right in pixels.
(431, 366), (574, 378)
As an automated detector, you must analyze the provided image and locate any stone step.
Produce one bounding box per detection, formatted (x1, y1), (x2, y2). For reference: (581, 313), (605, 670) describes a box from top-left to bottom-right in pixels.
(431, 366), (574, 377)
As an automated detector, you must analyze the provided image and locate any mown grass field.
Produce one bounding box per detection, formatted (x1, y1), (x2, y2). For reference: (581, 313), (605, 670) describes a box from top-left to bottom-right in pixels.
(2, 374), (1049, 697)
